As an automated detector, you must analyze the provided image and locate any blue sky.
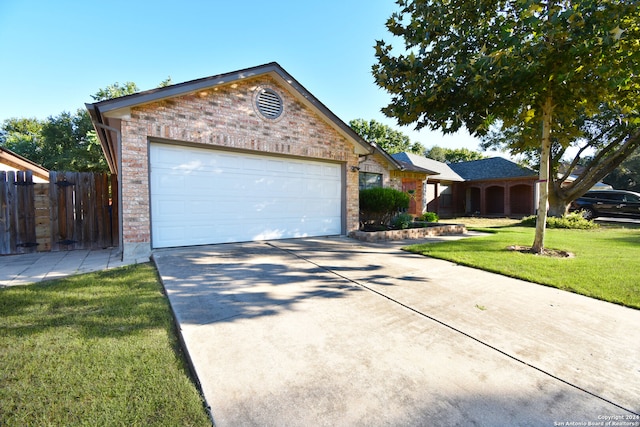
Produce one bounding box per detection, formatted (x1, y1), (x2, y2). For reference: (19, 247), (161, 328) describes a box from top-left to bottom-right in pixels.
(0, 0), (482, 151)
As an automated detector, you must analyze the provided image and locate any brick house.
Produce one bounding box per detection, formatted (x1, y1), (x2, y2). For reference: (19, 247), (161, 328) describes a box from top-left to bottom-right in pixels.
(390, 153), (538, 218)
(449, 157), (538, 217)
(87, 62), (419, 260)
(392, 152), (464, 217)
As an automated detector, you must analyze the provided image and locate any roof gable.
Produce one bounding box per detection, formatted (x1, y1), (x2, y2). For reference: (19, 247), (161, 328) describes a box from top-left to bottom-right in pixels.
(87, 62), (399, 173)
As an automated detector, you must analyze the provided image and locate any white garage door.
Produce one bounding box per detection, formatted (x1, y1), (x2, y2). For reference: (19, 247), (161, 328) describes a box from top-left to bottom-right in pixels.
(150, 143), (343, 248)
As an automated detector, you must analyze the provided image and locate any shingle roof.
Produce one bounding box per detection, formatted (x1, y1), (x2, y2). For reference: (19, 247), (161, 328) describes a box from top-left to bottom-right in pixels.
(449, 157), (537, 181)
(391, 152), (464, 182)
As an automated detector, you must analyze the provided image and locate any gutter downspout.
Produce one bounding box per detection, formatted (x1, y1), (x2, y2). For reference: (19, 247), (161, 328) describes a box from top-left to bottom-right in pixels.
(92, 122), (123, 260)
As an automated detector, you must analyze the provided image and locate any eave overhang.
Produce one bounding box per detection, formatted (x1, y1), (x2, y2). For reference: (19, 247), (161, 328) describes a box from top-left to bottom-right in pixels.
(86, 62), (397, 173)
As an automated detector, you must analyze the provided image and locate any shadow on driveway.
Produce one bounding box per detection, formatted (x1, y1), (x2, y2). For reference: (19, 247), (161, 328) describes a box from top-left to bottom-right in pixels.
(153, 237), (640, 426)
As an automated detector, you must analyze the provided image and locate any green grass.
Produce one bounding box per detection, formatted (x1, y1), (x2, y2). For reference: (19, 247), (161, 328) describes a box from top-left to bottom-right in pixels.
(406, 224), (640, 309)
(0, 263), (211, 427)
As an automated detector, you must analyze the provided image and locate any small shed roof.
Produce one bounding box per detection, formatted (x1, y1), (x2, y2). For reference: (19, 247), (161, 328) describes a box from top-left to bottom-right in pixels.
(0, 147), (49, 182)
(391, 152), (464, 181)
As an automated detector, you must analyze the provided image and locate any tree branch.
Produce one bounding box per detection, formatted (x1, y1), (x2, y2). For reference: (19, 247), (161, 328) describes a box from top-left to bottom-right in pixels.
(565, 131), (640, 199)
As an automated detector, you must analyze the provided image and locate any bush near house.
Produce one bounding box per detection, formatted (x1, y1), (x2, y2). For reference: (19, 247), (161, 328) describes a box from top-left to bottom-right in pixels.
(417, 212), (439, 222)
(391, 213), (414, 229)
(359, 187), (409, 230)
(520, 212), (599, 229)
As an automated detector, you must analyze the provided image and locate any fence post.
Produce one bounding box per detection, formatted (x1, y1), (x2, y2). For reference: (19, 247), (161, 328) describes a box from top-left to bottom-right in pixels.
(49, 171), (60, 252)
(0, 171), (9, 254)
(15, 171), (37, 254)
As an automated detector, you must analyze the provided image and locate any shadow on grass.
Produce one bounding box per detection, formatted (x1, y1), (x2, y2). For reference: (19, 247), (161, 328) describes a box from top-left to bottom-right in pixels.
(0, 264), (169, 339)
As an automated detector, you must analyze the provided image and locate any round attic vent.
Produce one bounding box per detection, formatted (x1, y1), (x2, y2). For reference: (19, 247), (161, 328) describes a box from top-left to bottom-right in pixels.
(256, 88), (283, 119)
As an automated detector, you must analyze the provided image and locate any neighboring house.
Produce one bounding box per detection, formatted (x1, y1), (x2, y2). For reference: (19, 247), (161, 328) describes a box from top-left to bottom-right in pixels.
(87, 62), (424, 260)
(561, 174), (613, 191)
(392, 152), (464, 217)
(392, 153), (539, 217)
(0, 147), (49, 183)
(449, 157), (538, 216)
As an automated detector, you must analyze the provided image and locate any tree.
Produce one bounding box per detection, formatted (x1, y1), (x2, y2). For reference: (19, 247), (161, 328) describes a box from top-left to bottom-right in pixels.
(482, 104), (640, 216)
(0, 117), (45, 164)
(373, 0), (639, 253)
(1, 112), (108, 171)
(349, 118), (423, 154)
(1, 80), (156, 172)
(603, 148), (640, 192)
(91, 81), (140, 102)
(424, 145), (486, 163)
(158, 76), (173, 88)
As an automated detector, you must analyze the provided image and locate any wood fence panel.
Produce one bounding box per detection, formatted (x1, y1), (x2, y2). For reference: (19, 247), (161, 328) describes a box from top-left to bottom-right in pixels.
(7, 171), (18, 253)
(48, 171), (60, 252)
(14, 172), (27, 252)
(0, 171), (10, 254)
(57, 171), (77, 251)
(34, 183), (50, 251)
(96, 174), (107, 247)
(16, 171), (37, 254)
(110, 174), (119, 247)
(2, 171), (116, 255)
(0, 171), (38, 255)
(72, 172), (83, 249)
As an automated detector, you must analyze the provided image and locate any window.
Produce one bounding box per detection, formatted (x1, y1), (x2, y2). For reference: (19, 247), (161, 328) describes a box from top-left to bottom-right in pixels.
(359, 172), (382, 190)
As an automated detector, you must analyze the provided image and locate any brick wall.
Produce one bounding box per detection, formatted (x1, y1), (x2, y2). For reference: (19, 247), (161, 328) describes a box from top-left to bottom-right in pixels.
(119, 75), (362, 256)
(359, 155), (391, 187)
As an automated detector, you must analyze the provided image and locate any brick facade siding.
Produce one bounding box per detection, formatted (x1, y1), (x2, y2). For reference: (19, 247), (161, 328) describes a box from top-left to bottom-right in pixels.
(118, 75), (361, 257)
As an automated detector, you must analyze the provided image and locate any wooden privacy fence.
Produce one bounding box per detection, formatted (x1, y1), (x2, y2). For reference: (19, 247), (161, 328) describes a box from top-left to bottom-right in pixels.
(0, 171), (118, 255)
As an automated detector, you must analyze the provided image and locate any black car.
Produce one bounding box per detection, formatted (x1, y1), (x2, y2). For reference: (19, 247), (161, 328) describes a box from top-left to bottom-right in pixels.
(570, 189), (640, 219)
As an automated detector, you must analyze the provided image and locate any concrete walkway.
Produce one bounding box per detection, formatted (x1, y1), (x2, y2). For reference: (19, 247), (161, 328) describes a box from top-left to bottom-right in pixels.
(0, 248), (139, 287)
(153, 237), (640, 426)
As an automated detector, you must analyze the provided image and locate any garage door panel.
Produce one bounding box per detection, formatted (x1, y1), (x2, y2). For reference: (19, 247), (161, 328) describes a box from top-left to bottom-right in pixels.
(150, 144), (343, 248)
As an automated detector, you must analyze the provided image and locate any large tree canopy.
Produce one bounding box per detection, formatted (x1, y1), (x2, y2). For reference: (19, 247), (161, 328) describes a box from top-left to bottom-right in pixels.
(373, 0), (639, 252)
(424, 145), (486, 163)
(0, 111), (107, 172)
(91, 81), (140, 102)
(1, 81), (144, 172)
(349, 118), (423, 154)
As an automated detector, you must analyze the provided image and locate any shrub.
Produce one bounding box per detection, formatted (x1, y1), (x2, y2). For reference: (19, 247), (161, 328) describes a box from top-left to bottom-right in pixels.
(391, 213), (414, 229)
(359, 187), (410, 228)
(417, 212), (439, 222)
(520, 212), (599, 229)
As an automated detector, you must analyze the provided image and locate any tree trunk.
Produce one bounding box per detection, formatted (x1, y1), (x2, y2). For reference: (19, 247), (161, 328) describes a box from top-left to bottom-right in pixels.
(548, 189), (570, 217)
(532, 97), (554, 254)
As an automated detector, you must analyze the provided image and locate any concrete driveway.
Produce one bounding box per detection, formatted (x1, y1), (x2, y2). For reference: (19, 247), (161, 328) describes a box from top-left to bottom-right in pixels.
(153, 237), (640, 426)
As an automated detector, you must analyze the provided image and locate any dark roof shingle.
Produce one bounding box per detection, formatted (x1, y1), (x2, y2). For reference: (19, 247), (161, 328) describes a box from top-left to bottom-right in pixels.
(449, 157), (537, 180)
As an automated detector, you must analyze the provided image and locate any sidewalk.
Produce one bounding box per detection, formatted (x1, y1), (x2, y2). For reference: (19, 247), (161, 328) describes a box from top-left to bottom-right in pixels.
(0, 248), (141, 287)
(0, 233), (483, 288)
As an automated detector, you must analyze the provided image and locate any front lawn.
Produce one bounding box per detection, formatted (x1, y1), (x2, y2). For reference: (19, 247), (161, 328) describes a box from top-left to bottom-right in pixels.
(0, 263), (211, 427)
(405, 224), (640, 309)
